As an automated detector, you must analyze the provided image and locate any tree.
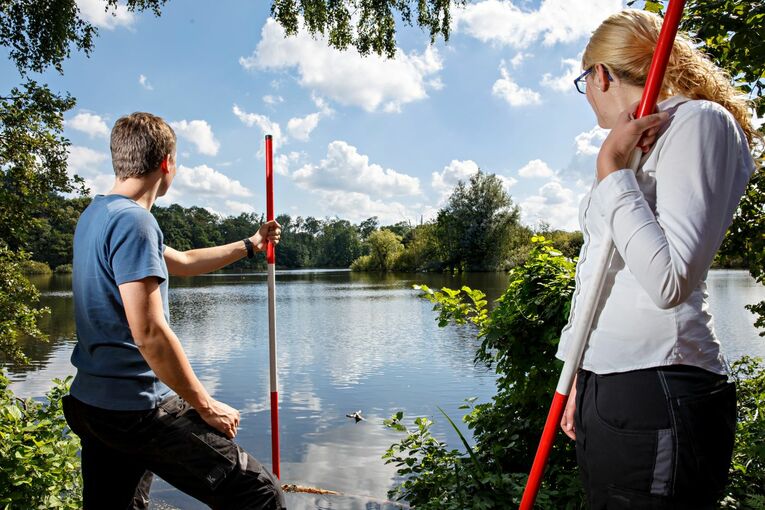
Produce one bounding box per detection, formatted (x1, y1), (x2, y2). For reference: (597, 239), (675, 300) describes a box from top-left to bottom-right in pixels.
(316, 218), (363, 267)
(367, 229), (404, 271)
(435, 171), (521, 272)
(1, 0), (169, 365)
(270, 0), (462, 58)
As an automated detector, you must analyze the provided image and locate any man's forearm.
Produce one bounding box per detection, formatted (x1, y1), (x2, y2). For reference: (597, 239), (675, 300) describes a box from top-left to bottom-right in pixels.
(175, 240), (248, 276)
(136, 323), (212, 412)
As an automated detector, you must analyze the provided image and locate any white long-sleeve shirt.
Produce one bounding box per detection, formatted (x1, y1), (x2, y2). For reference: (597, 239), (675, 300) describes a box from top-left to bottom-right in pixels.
(556, 96), (755, 375)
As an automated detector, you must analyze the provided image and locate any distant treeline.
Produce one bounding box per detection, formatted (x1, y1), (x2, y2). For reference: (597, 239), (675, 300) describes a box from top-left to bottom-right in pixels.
(25, 172), (588, 273)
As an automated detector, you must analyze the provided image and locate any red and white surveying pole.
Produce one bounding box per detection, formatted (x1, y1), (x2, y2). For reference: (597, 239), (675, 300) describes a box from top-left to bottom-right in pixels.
(519, 2), (686, 508)
(265, 134), (281, 479)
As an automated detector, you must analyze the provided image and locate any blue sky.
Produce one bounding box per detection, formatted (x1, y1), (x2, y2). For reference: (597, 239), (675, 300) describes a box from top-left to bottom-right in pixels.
(2, 0), (632, 230)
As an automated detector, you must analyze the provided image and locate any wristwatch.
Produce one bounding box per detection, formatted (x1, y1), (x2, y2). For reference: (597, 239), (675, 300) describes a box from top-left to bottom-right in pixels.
(242, 238), (255, 259)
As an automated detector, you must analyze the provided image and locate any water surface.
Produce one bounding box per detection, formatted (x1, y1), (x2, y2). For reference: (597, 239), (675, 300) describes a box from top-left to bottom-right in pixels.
(6, 269), (763, 508)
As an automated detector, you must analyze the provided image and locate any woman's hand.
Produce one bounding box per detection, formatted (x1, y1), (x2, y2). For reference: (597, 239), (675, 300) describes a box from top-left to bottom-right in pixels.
(251, 220), (282, 252)
(561, 375), (577, 440)
(597, 101), (669, 181)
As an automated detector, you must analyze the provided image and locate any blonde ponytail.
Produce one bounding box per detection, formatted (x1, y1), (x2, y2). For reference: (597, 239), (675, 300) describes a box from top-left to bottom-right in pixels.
(583, 9), (758, 147)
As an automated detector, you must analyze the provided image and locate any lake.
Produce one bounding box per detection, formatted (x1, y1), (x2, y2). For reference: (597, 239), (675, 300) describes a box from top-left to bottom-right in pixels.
(5, 269), (764, 509)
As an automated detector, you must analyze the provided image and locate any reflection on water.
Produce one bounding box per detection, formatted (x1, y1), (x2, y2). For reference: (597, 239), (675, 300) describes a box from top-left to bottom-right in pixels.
(5, 269), (764, 509)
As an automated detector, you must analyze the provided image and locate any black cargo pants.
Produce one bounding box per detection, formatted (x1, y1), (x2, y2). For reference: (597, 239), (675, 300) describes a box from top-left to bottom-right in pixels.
(575, 365), (736, 509)
(62, 394), (286, 510)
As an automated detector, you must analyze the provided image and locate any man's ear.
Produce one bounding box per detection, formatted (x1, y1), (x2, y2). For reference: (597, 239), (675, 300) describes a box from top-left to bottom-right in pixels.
(160, 155), (169, 174)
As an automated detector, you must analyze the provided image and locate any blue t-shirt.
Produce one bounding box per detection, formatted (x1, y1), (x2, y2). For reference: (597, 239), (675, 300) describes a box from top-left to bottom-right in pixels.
(70, 194), (171, 410)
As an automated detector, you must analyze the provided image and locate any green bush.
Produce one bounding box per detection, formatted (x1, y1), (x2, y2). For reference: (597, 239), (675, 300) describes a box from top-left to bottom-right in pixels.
(385, 236), (765, 509)
(350, 254), (373, 271)
(18, 260), (51, 275)
(0, 374), (81, 508)
(385, 236), (582, 508)
(723, 356), (765, 509)
(0, 247), (49, 365)
(53, 264), (73, 274)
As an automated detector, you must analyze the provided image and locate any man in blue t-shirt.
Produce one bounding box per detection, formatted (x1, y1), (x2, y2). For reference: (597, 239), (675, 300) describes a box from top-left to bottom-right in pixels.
(63, 112), (285, 509)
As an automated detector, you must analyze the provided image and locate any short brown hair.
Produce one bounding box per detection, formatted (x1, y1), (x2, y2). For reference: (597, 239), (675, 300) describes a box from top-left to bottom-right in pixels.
(110, 112), (176, 179)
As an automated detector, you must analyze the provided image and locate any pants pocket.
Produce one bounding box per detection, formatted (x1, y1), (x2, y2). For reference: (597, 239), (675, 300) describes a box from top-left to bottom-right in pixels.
(673, 381), (736, 499)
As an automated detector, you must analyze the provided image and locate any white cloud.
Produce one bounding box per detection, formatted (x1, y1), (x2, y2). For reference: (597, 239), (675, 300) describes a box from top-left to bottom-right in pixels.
(223, 200), (257, 215)
(263, 95), (283, 106)
(293, 141), (420, 198)
(67, 145), (113, 195)
(139, 74), (153, 90)
(431, 159), (516, 203)
(67, 146), (108, 176)
(287, 113), (321, 142)
(170, 120), (221, 156)
(454, 0), (623, 48)
(67, 112), (109, 139)
(541, 56), (582, 92)
(316, 190), (411, 224)
(76, 0), (135, 29)
(492, 61), (541, 107)
(518, 159), (555, 178)
(241, 18), (443, 113)
(170, 164), (252, 198)
(157, 165), (256, 220)
(510, 51), (530, 68)
(575, 125), (609, 155)
(432, 159), (480, 199)
(498, 175), (519, 191)
(275, 151), (304, 177)
(232, 105), (284, 149)
(519, 179), (580, 230)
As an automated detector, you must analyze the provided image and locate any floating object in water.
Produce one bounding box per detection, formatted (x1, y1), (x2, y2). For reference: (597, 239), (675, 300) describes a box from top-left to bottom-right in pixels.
(282, 484), (340, 495)
(346, 410), (365, 422)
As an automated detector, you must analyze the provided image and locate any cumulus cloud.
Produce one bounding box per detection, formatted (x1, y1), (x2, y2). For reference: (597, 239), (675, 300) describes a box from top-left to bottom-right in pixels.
(575, 125), (609, 155)
(232, 105), (284, 149)
(67, 145), (113, 195)
(510, 51), (530, 68)
(518, 159), (555, 178)
(76, 0), (135, 29)
(67, 145), (108, 176)
(432, 159), (480, 196)
(263, 95), (283, 106)
(541, 56), (582, 92)
(454, 0), (622, 48)
(157, 164), (256, 217)
(139, 74), (153, 90)
(519, 179), (580, 230)
(240, 18), (443, 113)
(170, 164), (252, 198)
(315, 190), (412, 224)
(67, 112), (109, 139)
(170, 120), (221, 156)
(292, 141), (420, 197)
(287, 113), (321, 142)
(431, 159), (516, 204)
(275, 151), (304, 177)
(492, 61), (541, 107)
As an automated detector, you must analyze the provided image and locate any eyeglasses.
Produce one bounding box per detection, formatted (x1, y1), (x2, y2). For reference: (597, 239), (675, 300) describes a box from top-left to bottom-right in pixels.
(574, 66), (613, 94)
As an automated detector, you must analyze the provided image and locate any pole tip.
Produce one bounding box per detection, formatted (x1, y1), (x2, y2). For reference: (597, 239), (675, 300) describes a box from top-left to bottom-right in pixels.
(265, 134), (273, 140)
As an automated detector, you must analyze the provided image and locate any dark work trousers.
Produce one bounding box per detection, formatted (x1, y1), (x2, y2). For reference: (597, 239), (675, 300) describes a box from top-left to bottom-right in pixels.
(62, 394), (286, 510)
(574, 365), (736, 509)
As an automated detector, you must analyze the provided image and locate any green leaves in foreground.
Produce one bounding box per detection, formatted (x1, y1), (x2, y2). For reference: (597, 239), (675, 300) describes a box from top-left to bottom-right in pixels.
(0, 375), (81, 509)
(386, 237), (765, 508)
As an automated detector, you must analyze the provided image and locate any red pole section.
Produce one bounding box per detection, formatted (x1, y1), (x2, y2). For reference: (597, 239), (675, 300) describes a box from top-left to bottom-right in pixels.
(266, 135), (276, 265)
(265, 134), (280, 479)
(519, 3), (685, 508)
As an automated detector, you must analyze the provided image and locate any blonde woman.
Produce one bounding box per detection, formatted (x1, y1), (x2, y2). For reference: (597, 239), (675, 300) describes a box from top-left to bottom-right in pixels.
(555, 10), (757, 509)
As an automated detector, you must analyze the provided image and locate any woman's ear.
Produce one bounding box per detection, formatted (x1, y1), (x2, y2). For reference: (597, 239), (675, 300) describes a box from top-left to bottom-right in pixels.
(594, 64), (611, 92)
